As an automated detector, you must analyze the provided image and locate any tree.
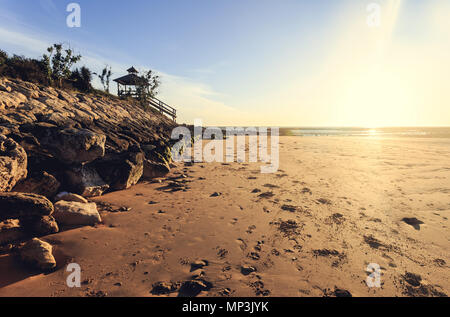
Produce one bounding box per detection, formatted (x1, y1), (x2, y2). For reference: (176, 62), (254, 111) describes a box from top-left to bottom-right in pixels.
(135, 69), (161, 109)
(94, 65), (112, 93)
(43, 43), (81, 87)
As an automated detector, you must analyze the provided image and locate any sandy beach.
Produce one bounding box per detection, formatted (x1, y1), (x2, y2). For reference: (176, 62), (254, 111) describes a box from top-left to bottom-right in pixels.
(0, 135), (448, 297)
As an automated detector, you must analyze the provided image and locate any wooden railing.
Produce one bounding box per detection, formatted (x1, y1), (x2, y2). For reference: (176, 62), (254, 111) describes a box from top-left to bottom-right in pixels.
(148, 96), (177, 121)
(118, 90), (177, 121)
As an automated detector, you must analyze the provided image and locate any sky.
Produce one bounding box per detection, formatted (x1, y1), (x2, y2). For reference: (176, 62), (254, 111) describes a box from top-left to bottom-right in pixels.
(0, 0), (449, 127)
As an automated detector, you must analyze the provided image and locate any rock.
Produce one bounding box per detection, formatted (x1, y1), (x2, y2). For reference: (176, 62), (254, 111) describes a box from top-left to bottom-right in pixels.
(54, 192), (88, 203)
(241, 265), (257, 275)
(143, 159), (170, 179)
(54, 201), (101, 226)
(0, 192), (54, 221)
(150, 281), (180, 295)
(95, 151), (144, 190)
(65, 165), (110, 197)
(178, 279), (213, 297)
(22, 216), (59, 236)
(0, 219), (25, 245)
(38, 127), (106, 164)
(0, 135), (27, 192)
(19, 238), (56, 271)
(13, 171), (60, 198)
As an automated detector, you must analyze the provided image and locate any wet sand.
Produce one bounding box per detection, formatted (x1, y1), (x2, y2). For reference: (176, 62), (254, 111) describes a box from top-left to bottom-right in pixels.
(0, 136), (449, 297)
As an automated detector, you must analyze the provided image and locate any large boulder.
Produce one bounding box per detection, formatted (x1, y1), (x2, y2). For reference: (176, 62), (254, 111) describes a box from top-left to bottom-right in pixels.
(65, 165), (109, 197)
(0, 192), (53, 221)
(0, 219), (25, 245)
(25, 124), (106, 164)
(0, 135), (27, 192)
(19, 238), (56, 271)
(13, 171), (60, 198)
(143, 159), (170, 179)
(53, 201), (101, 226)
(95, 151), (144, 190)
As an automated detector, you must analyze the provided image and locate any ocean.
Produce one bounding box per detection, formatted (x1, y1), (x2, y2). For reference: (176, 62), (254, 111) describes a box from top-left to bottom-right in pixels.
(280, 127), (450, 138)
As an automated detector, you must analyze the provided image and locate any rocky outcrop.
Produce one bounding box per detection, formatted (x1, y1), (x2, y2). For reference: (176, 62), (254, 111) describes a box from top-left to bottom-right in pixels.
(0, 192), (53, 221)
(0, 135), (27, 192)
(54, 201), (101, 226)
(13, 171), (60, 198)
(19, 238), (56, 271)
(0, 77), (176, 199)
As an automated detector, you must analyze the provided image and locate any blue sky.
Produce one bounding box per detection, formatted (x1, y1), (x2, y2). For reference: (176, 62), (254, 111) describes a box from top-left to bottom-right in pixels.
(0, 0), (449, 126)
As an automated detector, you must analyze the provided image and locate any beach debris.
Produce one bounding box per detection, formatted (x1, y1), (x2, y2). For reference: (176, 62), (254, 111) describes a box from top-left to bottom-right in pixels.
(54, 192), (88, 204)
(53, 201), (101, 226)
(241, 265), (257, 275)
(19, 238), (56, 271)
(401, 217), (424, 230)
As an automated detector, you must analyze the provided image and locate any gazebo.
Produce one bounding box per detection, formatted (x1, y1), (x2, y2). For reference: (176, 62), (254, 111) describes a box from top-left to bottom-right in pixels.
(113, 67), (149, 97)
(113, 66), (177, 121)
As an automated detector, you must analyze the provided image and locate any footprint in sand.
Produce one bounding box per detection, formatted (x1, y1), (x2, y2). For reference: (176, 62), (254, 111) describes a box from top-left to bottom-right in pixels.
(236, 238), (247, 251)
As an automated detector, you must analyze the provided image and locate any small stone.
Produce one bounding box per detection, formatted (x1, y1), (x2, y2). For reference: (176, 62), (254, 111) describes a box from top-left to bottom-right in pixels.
(19, 238), (56, 271)
(210, 192), (221, 197)
(241, 265), (257, 275)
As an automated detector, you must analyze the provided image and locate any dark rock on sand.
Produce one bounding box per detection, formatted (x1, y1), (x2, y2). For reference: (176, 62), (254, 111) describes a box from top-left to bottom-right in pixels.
(402, 217), (424, 231)
(178, 279), (213, 297)
(0, 192), (53, 221)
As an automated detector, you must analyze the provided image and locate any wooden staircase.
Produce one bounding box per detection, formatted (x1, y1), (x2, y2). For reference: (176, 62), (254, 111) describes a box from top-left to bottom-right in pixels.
(148, 96), (177, 121)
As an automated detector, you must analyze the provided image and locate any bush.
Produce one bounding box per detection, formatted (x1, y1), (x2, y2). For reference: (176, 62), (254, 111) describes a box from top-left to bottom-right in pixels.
(0, 53), (50, 85)
(70, 66), (93, 92)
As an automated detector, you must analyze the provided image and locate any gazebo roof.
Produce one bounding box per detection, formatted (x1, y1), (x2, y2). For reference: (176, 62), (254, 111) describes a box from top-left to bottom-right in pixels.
(127, 66), (138, 74)
(113, 73), (148, 86)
